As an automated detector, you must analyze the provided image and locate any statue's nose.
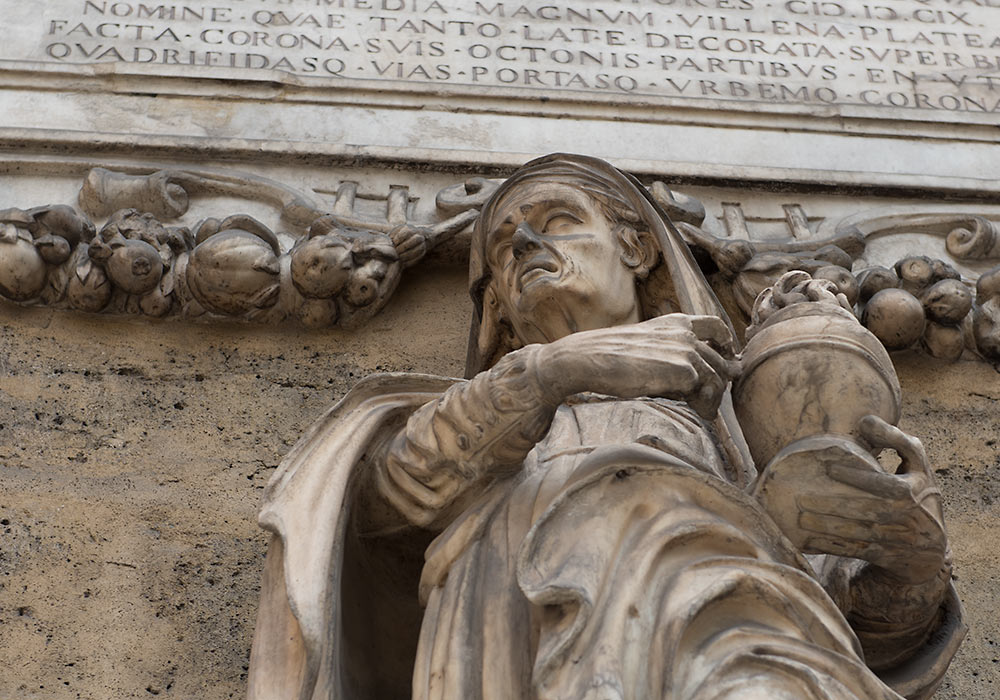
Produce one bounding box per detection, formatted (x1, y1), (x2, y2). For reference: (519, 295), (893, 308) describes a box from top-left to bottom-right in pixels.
(512, 221), (541, 259)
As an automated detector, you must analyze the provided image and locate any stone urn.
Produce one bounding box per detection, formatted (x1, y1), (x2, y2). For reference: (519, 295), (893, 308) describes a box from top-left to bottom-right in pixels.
(733, 301), (901, 469)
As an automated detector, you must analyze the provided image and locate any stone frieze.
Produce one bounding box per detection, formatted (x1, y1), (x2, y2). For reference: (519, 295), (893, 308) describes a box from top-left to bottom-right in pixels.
(0, 164), (998, 364)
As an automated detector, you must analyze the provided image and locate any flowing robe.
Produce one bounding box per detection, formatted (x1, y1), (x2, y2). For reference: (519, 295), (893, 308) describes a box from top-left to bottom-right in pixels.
(248, 351), (963, 700)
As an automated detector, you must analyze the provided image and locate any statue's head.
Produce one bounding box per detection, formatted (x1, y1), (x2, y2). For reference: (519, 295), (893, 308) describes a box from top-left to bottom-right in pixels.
(467, 153), (727, 375)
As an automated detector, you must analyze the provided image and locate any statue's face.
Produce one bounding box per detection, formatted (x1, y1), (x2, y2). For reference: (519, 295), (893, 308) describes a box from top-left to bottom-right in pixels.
(485, 182), (642, 344)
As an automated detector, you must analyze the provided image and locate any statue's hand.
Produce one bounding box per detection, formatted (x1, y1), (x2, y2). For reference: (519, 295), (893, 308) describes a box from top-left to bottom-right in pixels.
(536, 313), (739, 419)
(388, 224), (428, 268)
(754, 416), (947, 585)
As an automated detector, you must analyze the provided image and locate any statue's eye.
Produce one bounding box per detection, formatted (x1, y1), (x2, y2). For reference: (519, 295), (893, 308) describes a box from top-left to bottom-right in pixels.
(487, 226), (515, 269)
(542, 211), (583, 233)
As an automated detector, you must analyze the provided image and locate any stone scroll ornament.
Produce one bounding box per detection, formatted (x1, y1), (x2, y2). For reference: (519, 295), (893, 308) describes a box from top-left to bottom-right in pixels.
(0, 168), (479, 329)
(248, 154), (964, 700)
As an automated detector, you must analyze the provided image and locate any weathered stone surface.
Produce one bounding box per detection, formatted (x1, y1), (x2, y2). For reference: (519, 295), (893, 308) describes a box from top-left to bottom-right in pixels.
(0, 264), (469, 698)
(7, 0), (1000, 123)
(0, 0), (999, 695)
(5, 1), (1000, 191)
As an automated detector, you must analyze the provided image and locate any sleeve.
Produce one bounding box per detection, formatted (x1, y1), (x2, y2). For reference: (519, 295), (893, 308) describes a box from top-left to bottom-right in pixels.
(373, 344), (561, 528)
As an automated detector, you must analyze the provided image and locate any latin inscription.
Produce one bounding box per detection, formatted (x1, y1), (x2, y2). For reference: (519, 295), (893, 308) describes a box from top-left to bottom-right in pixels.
(6, 0), (1000, 115)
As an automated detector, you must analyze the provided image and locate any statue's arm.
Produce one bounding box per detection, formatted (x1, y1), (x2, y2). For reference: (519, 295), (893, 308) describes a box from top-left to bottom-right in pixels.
(753, 414), (956, 678)
(816, 418), (956, 675)
(372, 343), (562, 529)
(368, 313), (737, 530)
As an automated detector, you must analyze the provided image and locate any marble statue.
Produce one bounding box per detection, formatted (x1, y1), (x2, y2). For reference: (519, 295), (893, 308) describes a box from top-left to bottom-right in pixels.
(247, 154), (964, 700)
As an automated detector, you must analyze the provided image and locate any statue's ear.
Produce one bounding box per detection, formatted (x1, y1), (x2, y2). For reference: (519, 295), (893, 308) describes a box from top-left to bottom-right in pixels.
(615, 224), (658, 280)
(476, 283), (500, 366)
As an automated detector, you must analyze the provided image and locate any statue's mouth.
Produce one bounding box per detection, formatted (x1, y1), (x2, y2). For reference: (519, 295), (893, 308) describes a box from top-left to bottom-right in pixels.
(517, 256), (559, 290)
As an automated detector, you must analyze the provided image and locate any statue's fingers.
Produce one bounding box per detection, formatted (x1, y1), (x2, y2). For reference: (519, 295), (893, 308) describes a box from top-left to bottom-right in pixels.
(798, 496), (947, 558)
(804, 534), (944, 582)
(857, 414), (907, 452)
(799, 511), (916, 542)
(402, 241), (427, 261)
(396, 237), (427, 268)
(629, 340), (701, 398)
(824, 463), (913, 500)
(688, 315), (737, 357)
(799, 533), (885, 560)
(800, 534), (931, 561)
(387, 223), (410, 246)
(857, 416), (931, 478)
(688, 375), (725, 419)
(395, 232), (424, 253)
(797, 496), (924, 530)
(693, 339), (740, 384)
(684, 347), (727, 419)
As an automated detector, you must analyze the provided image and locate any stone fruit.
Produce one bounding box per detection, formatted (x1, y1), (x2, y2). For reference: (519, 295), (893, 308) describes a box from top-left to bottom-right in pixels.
(862, 288), (926, 350)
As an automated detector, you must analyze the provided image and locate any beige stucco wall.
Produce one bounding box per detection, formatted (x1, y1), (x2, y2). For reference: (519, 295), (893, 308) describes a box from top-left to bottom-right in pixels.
(0, 265), (469, 698)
